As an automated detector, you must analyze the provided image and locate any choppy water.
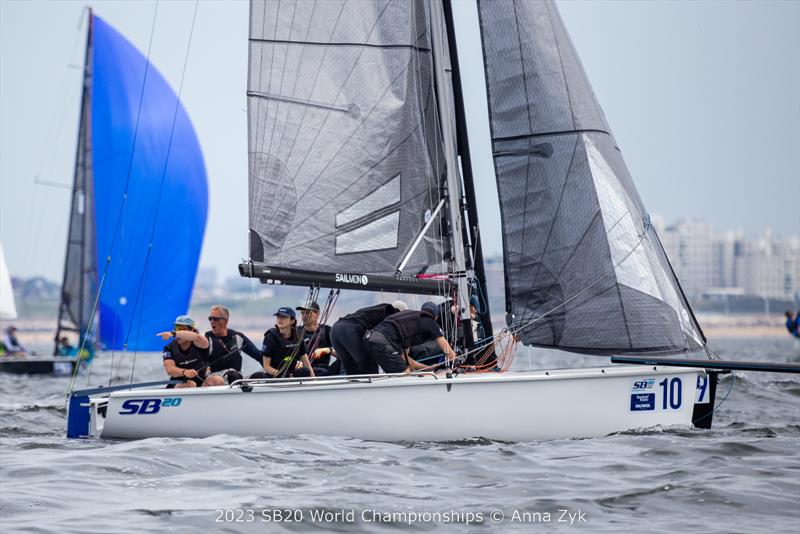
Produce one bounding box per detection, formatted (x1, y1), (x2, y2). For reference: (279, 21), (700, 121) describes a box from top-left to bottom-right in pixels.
(1, 337), (798, 533)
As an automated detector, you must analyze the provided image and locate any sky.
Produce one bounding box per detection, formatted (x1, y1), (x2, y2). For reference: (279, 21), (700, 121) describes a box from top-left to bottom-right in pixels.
(1, 0), (798, 283)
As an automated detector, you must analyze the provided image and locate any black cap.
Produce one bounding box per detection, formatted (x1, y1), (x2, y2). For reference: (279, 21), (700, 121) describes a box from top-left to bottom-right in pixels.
(296, 301), (320, 312)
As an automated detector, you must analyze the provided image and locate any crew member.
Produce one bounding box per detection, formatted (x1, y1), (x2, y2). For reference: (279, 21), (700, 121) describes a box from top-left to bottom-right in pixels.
(158, 315), (223, 388)
(254, 307), (315, 379)
(2, 326), (27, 355)
(205, 305), (261, 383)
(296, 301), (337, 376)
(365, 304), (457, 374)
(786, 310), (800, 338)
(330, 300), (407, 374)
(58, 336), (76, 356)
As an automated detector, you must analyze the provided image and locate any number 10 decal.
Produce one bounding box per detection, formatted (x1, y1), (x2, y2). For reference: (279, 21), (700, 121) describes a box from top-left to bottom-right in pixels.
(659, 378), (682, 410)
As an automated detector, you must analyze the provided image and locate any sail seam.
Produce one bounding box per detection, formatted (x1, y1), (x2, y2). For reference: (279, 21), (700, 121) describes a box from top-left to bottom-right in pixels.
(249, 37), (431, 53)
(511, 0), (534, 132)
(523, 135), (581, 311)
(544, 0), (576, 130)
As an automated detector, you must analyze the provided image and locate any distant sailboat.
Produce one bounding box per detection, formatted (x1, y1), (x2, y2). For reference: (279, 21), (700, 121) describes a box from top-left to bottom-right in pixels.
(0, 241), (78, 375)
(69, 0), (796, 441)
(54, 10), (208, 355)
(0, 242), (17, 322)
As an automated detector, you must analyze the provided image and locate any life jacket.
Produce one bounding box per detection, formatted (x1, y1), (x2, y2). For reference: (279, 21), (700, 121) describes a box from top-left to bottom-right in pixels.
(205, 329), (245, 372)
(164, 339), (209, 371)
(380, 310), (438, 349)
(262, 327), (304, 372)
(342, 303), (397, 329)
(298, 324), (332, 366)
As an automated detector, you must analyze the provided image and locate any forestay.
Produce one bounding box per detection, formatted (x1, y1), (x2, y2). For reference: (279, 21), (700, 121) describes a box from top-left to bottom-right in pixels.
(247, 0), (450, 277)
(477, 0), (704, 354)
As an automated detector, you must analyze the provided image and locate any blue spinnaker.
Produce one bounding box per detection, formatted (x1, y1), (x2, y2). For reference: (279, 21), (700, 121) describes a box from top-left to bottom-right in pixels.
(92, 15), (207, 351)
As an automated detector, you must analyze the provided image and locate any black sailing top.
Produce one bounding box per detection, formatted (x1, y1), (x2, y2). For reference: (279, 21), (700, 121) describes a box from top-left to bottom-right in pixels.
(340, 303), (398, 330)
(261, 327), (307, 375)
(204, 329), (261, 372)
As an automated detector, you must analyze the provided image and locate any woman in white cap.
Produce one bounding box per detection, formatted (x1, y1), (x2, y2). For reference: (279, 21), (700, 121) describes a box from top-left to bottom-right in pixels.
(330, 300), (407, 375)
(158, 315), (223, 388)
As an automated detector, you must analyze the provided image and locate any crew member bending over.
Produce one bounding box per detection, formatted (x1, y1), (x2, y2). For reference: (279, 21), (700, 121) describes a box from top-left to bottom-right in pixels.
(365, 304), (457, 374)
(330, 300), (407, 375)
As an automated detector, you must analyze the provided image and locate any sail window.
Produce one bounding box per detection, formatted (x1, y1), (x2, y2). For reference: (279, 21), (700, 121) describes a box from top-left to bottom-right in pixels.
(585, 136), (675, 309)
(335, 175), (401, 228)
(336, 211), (400, 254)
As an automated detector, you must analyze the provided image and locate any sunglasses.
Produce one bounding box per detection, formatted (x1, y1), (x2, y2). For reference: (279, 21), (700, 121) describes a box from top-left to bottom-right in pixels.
(174, 325), (191, 331)
(208, 316), (226, 322)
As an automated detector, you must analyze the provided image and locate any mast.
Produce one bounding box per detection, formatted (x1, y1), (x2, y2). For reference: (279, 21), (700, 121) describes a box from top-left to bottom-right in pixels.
(428, 0), (473, 349)
(442, 0), (495, 359)
(55, 9), (93, 355)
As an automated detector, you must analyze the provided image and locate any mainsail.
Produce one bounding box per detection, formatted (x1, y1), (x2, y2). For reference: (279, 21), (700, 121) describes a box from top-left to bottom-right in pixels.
(56, 14), (208, 352)
(246, 0), (450, 284)
(477, 0), (705, 354)
(56, 15), (97, 349)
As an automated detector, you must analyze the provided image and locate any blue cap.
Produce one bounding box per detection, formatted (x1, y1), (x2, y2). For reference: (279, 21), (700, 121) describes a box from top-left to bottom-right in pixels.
(274, 306), (296, 318)
(421, 301), (439, 318)
(174, 315), (195, 327)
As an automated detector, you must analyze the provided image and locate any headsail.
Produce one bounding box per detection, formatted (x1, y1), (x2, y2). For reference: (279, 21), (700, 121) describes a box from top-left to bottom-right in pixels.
(246, 0), (450, 288)
(0, 242), (18, 321)
(56, 14), (208, 352)
(477, 0), (705, 354)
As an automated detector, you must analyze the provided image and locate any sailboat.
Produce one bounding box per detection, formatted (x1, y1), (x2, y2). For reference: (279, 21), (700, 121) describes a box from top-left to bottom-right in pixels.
(0, 241), (79, 375)
(67, 0), (797, 441)
(3, 11), (207, 375)
(52, 11), (208, 355)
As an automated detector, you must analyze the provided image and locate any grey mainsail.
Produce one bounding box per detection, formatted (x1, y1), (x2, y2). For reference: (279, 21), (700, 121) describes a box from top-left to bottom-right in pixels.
(477, 0), (705, 354)
(247, 0), (450, 279)
(55, 16), (97, 353)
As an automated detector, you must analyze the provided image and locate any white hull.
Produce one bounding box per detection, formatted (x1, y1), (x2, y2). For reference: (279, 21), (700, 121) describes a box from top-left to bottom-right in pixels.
(84, 365), (708, 442)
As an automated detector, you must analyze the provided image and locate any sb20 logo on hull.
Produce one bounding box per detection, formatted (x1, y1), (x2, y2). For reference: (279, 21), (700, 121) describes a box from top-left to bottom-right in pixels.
(119, 397), (182, 415)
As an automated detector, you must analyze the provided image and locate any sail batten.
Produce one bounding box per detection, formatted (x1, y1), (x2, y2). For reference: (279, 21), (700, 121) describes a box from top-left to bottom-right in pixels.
(478, 0), (704, 354)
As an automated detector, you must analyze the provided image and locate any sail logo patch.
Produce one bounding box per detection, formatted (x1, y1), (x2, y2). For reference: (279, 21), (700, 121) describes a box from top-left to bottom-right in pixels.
(119, 397), (182, 415)
(630, 394), (655, 411)
(335, 273), (369, 285)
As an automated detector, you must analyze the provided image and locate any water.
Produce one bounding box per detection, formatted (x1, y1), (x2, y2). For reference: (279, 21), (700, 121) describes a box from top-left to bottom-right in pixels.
(1, 337), (798, 533)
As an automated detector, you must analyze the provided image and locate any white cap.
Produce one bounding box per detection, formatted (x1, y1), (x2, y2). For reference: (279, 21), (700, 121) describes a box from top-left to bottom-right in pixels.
(391, 300), (408, 311)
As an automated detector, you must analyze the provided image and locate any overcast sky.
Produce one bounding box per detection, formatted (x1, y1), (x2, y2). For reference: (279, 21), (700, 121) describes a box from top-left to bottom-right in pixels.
(1, 0), (798, 282)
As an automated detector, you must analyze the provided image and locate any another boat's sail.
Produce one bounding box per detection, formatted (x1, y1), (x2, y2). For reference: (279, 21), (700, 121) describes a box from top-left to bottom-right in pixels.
(0, 242), (18, 321)
(477, 0), (704, 354)
(56, 14), (208, 352)
(246, 0), (449, 285)
(56, 16), (97, 349)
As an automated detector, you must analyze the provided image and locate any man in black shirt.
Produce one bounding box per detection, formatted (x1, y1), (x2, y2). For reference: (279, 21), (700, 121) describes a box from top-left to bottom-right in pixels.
(331, 300), (407, 375)
(365, 306), (457, 374)
(296, 301), (338, 376)
(204, 305), (261, 383)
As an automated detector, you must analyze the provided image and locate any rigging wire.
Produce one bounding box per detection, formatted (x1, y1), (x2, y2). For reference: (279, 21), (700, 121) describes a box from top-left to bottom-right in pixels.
(68, 1), (163, 396)
(127, 0), (201, 385)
